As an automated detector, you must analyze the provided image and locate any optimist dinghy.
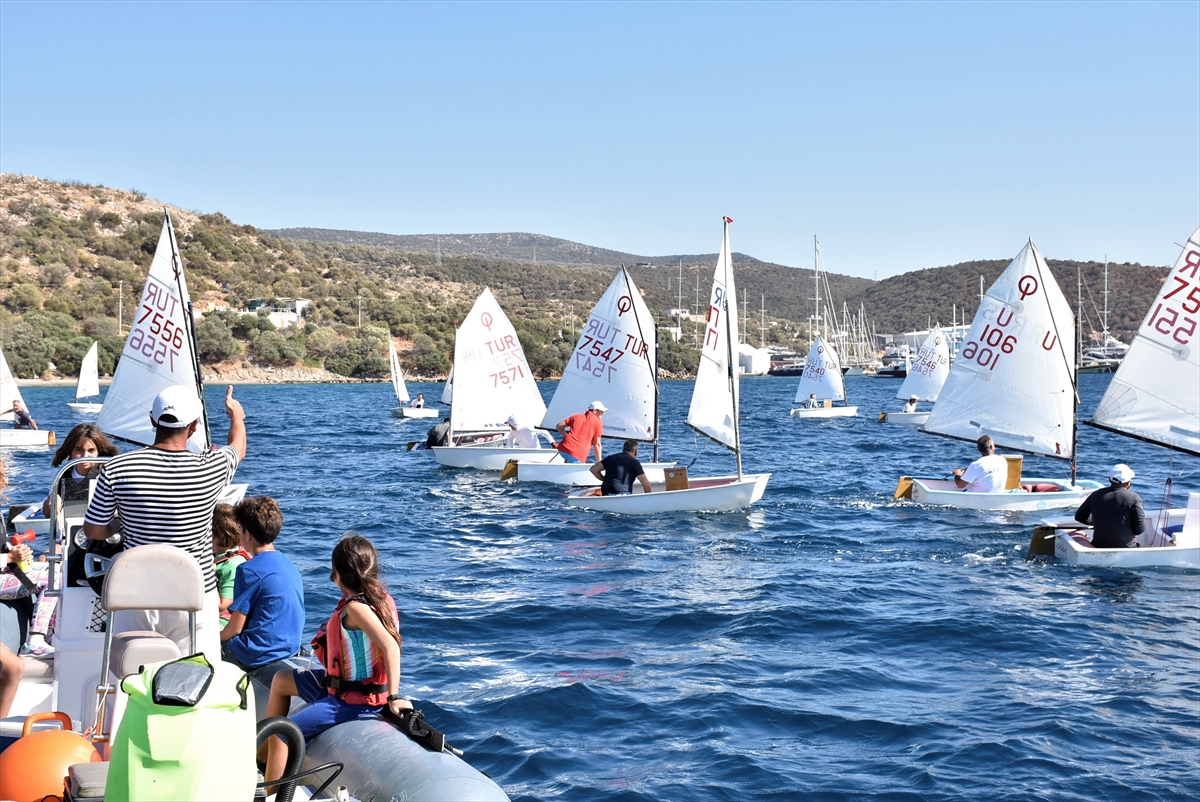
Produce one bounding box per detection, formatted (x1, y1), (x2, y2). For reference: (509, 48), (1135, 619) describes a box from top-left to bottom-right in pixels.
(896, 239), (1101, 511)
(789, 335), (858, 418)
(67, 342), (104, 415)
(389, 339), (437, 419)
(879, 325), (949, 425)
(431, 288), (558, 470)
(0, 347), (55, 448)
(567, 217), (769, 513)
(1026, 226), (1200, 567)
(505, 267), (675, 485)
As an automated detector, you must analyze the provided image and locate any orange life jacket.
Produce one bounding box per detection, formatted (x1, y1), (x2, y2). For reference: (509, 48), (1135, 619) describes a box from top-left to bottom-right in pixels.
(310, 592), (400, 706)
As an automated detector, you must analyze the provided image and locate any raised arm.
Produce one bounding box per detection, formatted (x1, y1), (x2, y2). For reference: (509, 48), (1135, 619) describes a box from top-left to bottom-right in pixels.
(225, 386), (247, 462)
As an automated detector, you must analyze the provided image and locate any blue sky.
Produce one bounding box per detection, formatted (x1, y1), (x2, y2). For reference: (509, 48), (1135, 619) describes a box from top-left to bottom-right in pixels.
(1, 1), (1197, 278)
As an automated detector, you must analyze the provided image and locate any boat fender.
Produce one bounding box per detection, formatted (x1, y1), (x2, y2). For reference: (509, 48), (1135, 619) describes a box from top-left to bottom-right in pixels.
(256, 716), (305, 802)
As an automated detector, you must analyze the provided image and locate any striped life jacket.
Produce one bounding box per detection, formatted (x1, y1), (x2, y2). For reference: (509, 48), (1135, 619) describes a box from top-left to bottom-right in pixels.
(311, 592), (400, 706)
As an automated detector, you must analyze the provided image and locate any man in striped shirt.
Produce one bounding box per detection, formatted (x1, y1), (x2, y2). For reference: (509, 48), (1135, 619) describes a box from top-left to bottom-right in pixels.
(84, 384), (247, 662)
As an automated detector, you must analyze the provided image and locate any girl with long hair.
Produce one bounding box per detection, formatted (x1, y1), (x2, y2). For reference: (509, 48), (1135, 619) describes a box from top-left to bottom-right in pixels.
(263, 533), (411, 788)
(41, 423), (119, 516)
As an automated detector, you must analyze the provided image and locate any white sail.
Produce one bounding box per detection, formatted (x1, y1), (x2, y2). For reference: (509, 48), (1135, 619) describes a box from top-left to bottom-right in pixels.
(389, 339), (409, 404)
(923, 239), (1076, 459)
(76, 341), (101, 400)
(896, 325), (950, 402)
(1090, 226), (1200, 455)
(686, 219), (740, 451)
(0, 348), (27, 422)
(542, 269), (657, 440)
(98, 214), (208, 451)
(440, 366), (453, 406)
(449, 288), (546, 433)
(792, 335), (847, 402)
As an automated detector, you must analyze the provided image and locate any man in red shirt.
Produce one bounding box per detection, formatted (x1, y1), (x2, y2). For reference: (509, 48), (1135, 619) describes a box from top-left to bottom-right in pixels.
(555, 401), (606, 463)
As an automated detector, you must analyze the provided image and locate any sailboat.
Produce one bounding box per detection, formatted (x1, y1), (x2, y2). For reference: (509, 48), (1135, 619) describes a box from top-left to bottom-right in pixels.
(789, 335), (858, 417)
(896, 239), (1102, 511)
(96, 211), (247, 499)
(0, 347), (55, 447)
(566, 217), (770, 513)
(431, 287), (559, 470)
(67, 341), (104, 414)
(879, 325), (950, 425)
(505, 268), (676, 485)
(389, 339), (436, 419)
(1036, 226), (1200, 568)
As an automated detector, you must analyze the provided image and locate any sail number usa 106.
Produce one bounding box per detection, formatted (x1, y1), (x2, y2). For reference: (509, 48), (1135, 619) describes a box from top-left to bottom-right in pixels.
(127, 277), (184, 370)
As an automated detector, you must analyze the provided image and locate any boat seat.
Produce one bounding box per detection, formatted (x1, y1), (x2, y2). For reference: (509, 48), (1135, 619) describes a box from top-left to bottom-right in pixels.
(21, 652), (54, 680)
(108, 630), (183, 679)
(65, 760), (109, 802)
(100, 545), (204, 681)
(1021, 483), (1062, 493)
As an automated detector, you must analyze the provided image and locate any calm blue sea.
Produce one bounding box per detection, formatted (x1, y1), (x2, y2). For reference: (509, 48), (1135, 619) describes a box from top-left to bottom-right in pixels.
(7, 375), (1199, 802)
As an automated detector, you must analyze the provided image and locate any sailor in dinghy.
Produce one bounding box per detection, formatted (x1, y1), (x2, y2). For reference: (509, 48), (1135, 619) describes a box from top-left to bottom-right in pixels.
(504, 267), (677, 486)
(788, 335), (858, 418)
(895, 239), (1102, 512)
(879, 325), (949, 425)
(566, 217), (769, 513)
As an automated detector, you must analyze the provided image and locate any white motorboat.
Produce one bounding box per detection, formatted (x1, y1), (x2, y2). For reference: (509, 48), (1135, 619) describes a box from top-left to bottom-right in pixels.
(0, 347), (55, 448)
(568, 217), (769, 513)
(67, 341), (104, 415)
(879, 325), (949, 425)
(1030, 494), (1199, 570)
(789, 335), (858, 417)
(508, 267), (676, 484)
(431, 288), (552, 470)
(387, 339), (438, 419)
(896, 239), (1095, 510)
(1, 461), (506, 802)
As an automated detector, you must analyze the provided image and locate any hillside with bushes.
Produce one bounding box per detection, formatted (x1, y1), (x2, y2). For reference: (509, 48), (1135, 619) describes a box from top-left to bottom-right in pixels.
(0, 175), (1172, 381)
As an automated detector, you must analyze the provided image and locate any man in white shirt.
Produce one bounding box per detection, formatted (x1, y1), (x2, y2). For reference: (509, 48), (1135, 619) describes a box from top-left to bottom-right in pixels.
(952, 435), (1008, 493)
(902, 395), (918, 414)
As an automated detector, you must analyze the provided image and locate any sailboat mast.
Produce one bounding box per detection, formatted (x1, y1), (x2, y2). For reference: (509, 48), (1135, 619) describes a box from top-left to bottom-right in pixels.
(725, 220), (743, 481)
(165, 210), (212, 450)
(812, 235), (820, 347)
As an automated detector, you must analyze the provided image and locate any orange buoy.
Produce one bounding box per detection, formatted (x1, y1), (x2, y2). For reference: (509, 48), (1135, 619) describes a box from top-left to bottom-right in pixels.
(0, 711), (101, 802)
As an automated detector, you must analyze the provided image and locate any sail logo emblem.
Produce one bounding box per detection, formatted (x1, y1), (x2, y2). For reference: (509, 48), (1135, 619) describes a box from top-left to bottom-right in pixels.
(1018, 275), (1039, 300)
(481, 312), (494, 331)
(616, 295), (632, 316)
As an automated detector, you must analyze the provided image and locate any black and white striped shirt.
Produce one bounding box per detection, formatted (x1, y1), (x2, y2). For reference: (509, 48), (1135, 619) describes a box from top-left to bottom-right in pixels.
(84, 446), (240, 593)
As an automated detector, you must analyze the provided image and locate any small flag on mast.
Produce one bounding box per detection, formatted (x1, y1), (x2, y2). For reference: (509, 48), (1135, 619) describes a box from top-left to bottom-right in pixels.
(723, 216), (733, 224)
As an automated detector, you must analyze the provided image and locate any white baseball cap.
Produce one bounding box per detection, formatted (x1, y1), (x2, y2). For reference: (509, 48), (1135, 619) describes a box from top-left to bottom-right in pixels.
(506, 414), (520, 428)
(1109, 463), (1135, 483)
(151, 385), (203, 428)
(588, 400), (608, 412)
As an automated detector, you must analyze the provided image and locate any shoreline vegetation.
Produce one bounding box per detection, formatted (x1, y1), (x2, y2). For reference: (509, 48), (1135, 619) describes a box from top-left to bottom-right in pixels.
(1, 174), (1168, 385)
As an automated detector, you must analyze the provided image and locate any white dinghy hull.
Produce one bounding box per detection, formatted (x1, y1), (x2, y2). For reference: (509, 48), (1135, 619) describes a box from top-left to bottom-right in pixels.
(509, 459), (677, 486)
(566, 473), (770, 513)
(433, 444), (560, 471)
(789, 406), (858, 418)
(1054, 531), (1199, 570)
(393, 406), (439, 419)
(0, 429), (55, 448)
(909, 477), (1102, 511)
(880, 411), (929, 426)
(67, 402), (104, 415)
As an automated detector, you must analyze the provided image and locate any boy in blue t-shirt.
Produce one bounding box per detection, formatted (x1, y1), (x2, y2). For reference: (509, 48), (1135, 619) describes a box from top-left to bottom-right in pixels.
(219, 496), (305, 669)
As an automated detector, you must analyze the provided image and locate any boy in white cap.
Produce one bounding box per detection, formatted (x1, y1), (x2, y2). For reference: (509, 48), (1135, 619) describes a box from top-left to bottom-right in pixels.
(1073, 463), (1145, 548)
(903, 395), (919, 414)
(555, 401), (606, 463)
(505, 413), (541, 449)
(83, 384), (247, 661)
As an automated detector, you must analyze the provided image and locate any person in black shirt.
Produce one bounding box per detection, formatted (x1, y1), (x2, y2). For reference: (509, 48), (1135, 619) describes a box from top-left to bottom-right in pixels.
(1074, 463), (1145, 548)
(426, 417), (451, 448)
(10, 401), (36, 430)
(590, 439), (652, 496)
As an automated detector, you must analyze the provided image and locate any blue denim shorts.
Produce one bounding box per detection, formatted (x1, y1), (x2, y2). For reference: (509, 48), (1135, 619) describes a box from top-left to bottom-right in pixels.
(289, 667), (381, 743)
